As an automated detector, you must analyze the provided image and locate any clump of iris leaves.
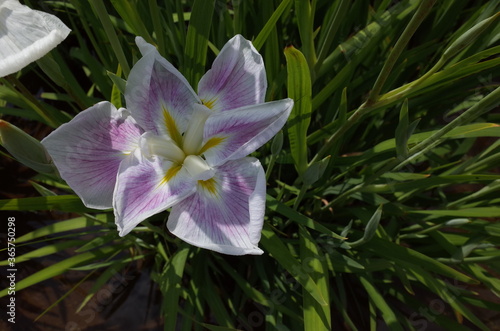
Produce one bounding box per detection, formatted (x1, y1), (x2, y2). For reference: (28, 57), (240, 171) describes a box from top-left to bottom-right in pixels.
(1, 0), (499, 330)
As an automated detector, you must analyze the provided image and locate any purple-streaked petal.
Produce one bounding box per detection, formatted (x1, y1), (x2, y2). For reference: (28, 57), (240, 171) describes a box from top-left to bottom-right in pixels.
(201, 99), (293, 167)
(167, 157), (265, 255)
(114, 155), (197, 237)
(41, 101), (143, 209)
(197, 34), (267, 112)
(125, 37), (200, 144)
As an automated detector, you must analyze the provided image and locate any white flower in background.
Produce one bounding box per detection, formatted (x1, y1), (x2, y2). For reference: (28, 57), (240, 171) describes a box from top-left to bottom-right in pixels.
(0, 0), (70, 77)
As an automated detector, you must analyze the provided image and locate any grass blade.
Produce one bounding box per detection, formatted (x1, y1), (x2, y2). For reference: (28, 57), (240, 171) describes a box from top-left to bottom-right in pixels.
(285, 45), (312, 175)
(183, 0), (215, 86)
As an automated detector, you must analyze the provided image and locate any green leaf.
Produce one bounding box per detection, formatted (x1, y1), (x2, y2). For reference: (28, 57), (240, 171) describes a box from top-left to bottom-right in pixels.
(107, 68), (126, 94)
(271, 130), (284, 155)
(0, 240), (84, 266)
(36, 54), (67, 91)
(316, 0), (349, 70)
(253, 0), (293, 51)
(75, 232), (119, 252)
(349, 205), (383, 247)
(303, 156), (330, 186)
(0, 120), (58, 175)
(484, 223), (500, 237)
(89, 0), (130, 76)
(326, 251), (366, 273)
(285, 45), (312, 175)
(300, 227), (331, 330)
(380, 172), (430, 181)
(15, 214), (110, 243)
(148, 0), (167, 56)
(266, 195), (345, 239)
(294, 0), (316, 69)
(442, 12), (500, 62)
(0, 195), (98, 213)
(364, 238), (478, 284)
(359, 275), (404, 331)
(183, 0), (215, 86)
(199, 324), (241, 331)
(71, 254), (146, 271)
(410, 207), (500, 217)
(161, 246), (190, 330)
(374, 123), (500, 153)
(408, 266), (490, 330)
(217, 257), (300, 319)
(110, 0), (154, 44)
(0, 246), (121, 297)
(77, 261), (128, 312)
(395, 99), (409, 159)
(30, 181), (57, 197)
(261, 225), (327, 306)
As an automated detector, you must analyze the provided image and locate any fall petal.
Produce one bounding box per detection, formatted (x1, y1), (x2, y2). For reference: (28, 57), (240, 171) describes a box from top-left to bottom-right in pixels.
(41, 101), (143, 209)
(202, 99), (293, 166)
(125, 37), (200, 144)
(197, 34), (267, 112)
(167, 158), (265, 255)
(114, 155), (197, 237)
(0, 0), (70, 77)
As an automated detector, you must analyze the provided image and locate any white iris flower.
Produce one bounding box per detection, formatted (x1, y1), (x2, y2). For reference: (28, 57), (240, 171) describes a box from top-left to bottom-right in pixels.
(42, 35), (293, 255)
(0, 0), (70, 77)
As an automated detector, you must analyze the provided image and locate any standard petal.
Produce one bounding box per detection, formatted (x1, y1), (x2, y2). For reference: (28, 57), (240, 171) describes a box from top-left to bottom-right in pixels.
(114, 155), (197, 237)
(41, 101), (143, 209)
(125, 37), (200, 144)
(197, 34), (267, 112)
(167, 157), (266, 255)
(0, 0), (70, 77)
(201, 99), (293, 167)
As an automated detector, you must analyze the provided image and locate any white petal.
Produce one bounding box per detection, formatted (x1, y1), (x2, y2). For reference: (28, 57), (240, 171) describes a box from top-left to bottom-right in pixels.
(198, 35), (267, 112)
(42, 101), (143, 209)
(0, 0), (70, 77)
(125, 37), (200, 144)
(202, 99), (293, 167)
(167, 158), (266, 255)
(114, 156), (196, 237)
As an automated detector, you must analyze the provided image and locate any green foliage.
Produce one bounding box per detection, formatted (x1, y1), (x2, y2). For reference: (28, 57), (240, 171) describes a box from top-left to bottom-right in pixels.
(1, 0), (499, 330)
(285, 45), (312, 175)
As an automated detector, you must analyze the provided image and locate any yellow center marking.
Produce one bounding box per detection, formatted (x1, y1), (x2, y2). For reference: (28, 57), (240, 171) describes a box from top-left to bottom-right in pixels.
(199, 136), (225, 154)
(162, 105), (182, 146)
(198, 178), (218, 196)
(202, 98), (218, 110)
(160, 164), (182, 186)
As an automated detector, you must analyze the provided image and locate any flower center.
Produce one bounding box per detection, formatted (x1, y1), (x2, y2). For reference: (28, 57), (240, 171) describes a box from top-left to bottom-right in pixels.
(140, 103), (214, 182)
(182, 103), (211, 155)
(139, 132), (185, 163)
(183, 155), (215, 180)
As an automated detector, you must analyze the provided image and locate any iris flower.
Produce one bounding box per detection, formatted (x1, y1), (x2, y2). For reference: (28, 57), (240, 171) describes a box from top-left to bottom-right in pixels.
(42, 35), (293, 255)
(0, 0), (70, 77)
